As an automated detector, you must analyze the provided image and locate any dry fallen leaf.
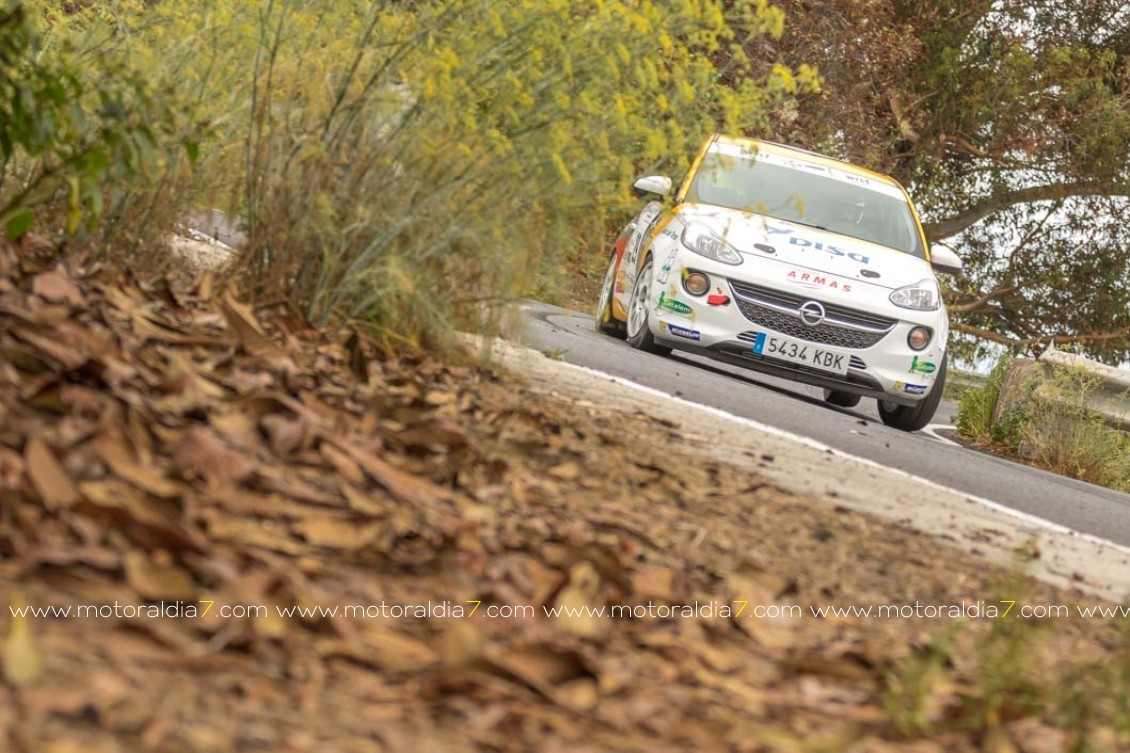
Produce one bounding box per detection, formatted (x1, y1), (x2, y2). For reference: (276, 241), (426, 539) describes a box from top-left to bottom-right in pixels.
(31, 267), (84, 307)
(551, 562), (603, 639)
(124, 552), (195, 601)
(91, 432), (182, 499)
(24, 437), (80, 509)
(261, 413), (307, 456)
(172, 427), (255, 489)
(982, 725), (1020, 753)
(4, 589), (45, 687)
(292, 517), (383, 550)
(329, 438), (447, 508)
(78, 479), (205, 553)
(220, 293), (288, 361)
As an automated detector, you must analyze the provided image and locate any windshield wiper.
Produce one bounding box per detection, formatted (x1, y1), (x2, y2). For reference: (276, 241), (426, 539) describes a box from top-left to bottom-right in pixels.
(782, 218), (828, 232)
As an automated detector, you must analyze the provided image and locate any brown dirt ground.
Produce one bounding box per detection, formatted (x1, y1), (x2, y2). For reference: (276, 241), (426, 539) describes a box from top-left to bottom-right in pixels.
(0, 237), (1126, 752)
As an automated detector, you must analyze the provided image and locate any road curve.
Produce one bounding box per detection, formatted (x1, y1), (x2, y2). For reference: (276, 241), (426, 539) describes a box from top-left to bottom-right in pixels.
(517, 301), (1130, 547)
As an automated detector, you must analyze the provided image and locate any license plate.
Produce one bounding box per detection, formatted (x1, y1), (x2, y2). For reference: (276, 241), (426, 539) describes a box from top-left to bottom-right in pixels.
(751, 332), (850, 375)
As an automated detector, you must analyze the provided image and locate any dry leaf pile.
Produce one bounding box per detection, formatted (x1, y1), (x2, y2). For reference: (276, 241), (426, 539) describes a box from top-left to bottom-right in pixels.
(0, 238), (1117, 752)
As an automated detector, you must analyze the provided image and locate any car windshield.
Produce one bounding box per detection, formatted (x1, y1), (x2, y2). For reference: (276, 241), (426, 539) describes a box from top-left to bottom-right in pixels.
(684, 145), (926, 258)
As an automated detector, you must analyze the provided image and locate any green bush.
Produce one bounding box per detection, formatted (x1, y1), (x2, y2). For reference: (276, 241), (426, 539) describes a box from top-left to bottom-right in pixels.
(0, 1), (197, 244)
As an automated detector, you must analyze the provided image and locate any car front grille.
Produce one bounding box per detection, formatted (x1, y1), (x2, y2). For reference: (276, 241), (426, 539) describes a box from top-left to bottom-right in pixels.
(727, 279), (896, 350)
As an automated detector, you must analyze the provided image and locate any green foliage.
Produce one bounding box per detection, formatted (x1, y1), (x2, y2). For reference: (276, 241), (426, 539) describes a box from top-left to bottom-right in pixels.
(0, 1), (196, 242)
(972, 595), (1045, 728)
(880, 592), (1130, 747)
(949, 197), (1130, 364)
(758, 0), (1130, 360)
(882, 628), (958, 736)
(880, 576), (1043, 739)
(1017, 370), (1130, 490)
(954, 355), (1009, 442)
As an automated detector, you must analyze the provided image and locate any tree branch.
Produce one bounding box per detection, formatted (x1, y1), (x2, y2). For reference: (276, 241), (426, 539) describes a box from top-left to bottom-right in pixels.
(946, 262), (1054, 314)
(947, 284), (1024, 314)
(923, 182), (1124, 240)
(951, 322), (1130, 349)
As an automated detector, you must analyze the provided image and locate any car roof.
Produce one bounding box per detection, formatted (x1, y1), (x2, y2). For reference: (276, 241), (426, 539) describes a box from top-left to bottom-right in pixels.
(711, 134), (904, 190)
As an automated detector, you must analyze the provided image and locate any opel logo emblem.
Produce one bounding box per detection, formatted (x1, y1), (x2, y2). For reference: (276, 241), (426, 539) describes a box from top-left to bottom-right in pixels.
(798, 300), (825, 327)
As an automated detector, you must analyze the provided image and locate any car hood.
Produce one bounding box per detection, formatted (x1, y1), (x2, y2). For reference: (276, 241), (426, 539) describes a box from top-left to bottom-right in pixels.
(674, 204), (934, 291)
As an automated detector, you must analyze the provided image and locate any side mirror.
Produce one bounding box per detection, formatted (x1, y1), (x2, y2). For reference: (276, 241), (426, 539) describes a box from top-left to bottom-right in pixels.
(632, 175), (672, 199)
(930, 242), (963, 275)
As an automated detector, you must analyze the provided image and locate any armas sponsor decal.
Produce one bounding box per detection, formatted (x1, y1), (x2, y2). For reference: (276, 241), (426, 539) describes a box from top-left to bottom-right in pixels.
(786, 268), (852, 292)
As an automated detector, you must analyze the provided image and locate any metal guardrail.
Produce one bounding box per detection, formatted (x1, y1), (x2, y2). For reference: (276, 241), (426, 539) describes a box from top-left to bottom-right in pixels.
(1038, 345), (1130, 431)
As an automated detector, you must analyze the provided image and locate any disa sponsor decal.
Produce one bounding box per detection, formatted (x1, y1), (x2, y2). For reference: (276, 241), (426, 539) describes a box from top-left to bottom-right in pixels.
(764, 223), (871, 264)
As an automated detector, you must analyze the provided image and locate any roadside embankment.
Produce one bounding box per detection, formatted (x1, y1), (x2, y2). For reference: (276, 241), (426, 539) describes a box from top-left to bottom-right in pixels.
(2, 240), (1127, 751)
(957, 347), (1130, 493)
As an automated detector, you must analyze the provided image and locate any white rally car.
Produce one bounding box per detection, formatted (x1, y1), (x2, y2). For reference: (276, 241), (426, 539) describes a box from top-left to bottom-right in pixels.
(594, 134), (963, 431)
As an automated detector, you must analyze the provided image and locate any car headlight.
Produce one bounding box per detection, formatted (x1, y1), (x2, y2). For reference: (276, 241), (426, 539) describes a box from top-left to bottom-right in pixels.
(680, 222), (743, 266)
(889, 279), (941, 311)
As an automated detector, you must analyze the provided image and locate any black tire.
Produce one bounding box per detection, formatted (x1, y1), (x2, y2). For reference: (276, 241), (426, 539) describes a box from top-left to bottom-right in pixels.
(594, 251), (626, 338)
(878, 358), (947, 431)
(823, 389), (862, 408)
(625, 256), (672, 356)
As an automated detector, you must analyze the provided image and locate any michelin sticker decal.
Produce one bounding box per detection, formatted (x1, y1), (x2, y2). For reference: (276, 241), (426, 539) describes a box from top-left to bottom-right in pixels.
(660, 322), (701, 341)
(899, 382), (927, 395)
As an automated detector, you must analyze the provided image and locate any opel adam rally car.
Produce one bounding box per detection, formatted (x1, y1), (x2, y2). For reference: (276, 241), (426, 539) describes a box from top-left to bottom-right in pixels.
(594, 135), (963, 431)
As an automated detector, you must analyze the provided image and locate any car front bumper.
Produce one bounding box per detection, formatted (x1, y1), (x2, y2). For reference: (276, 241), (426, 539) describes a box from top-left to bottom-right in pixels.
(646, 256), (947, 406)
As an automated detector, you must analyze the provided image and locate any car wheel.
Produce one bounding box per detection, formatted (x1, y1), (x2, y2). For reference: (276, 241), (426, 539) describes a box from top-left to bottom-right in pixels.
(823, 389), (862, 408)
(594, 251), (626, 338)
(878, 358), (947, 432)
(625, 256), (672, 355)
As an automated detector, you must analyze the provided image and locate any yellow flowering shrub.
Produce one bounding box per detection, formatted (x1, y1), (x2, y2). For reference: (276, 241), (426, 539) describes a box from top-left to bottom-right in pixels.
(24, 0), (818, 344)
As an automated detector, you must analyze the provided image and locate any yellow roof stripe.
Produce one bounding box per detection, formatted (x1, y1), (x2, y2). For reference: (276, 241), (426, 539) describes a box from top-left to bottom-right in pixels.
(712, 135), (901, 188)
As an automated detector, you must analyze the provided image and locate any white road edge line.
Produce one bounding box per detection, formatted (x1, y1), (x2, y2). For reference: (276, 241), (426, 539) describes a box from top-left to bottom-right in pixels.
(554, 358), (1130, 560)
(921, 423), (962, 447)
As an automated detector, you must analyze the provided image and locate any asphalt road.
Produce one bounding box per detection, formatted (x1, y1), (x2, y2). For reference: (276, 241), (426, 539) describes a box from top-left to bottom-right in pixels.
(518, 301), (1130, 547)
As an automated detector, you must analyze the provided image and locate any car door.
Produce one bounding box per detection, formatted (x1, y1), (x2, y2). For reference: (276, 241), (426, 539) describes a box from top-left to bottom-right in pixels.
(619, 201), (665, 303)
